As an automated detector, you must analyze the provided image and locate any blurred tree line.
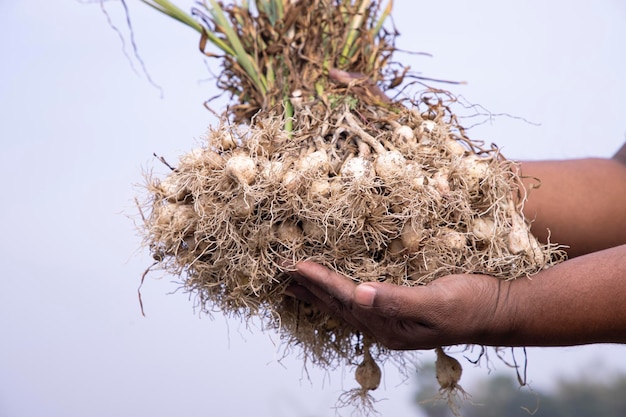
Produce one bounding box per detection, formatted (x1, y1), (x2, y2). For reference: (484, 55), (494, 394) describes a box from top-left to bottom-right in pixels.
(414, 363), (626, 417)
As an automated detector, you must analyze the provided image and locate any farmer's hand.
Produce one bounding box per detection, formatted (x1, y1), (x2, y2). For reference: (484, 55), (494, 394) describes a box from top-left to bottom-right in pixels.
(286, 261), (510, 350)
(288, 243), (626, 349)
(329, 68), (391, 104)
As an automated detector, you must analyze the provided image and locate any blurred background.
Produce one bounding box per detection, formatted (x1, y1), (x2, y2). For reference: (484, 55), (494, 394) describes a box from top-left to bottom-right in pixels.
(1, 1), (625, 416)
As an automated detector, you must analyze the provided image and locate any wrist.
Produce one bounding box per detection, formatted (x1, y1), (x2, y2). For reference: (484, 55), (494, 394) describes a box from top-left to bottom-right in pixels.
(467, 276), (522, 347)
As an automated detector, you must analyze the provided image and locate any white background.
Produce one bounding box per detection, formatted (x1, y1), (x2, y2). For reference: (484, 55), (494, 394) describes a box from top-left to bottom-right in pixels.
(1, 1), (625, 416)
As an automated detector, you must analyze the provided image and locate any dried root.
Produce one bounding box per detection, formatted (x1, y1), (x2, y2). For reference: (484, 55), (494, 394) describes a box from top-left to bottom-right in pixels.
(138, 94), (566, 414)
(336, 341), (383, 417)
(434, 347), (469, 416)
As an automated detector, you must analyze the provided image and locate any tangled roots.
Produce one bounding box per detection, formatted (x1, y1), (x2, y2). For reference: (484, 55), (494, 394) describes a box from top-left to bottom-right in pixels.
(139, 97), (565, 411)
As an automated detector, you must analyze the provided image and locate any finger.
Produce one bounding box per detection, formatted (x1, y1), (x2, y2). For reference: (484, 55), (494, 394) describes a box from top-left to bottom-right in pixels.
(284, 282), (332, 315)
(328, 68), (391, 103)
(283, 282), (315, 302)
(291, 268), (447, 349)
(293, 262), (432, 326)
(328, 68), (365, 84)
(293, 261), (357, 305)
(285, 281), (370, 333)
(294, 261), (438, 324)
(289, 269), (355, 318)
(352, 281), (438, 325)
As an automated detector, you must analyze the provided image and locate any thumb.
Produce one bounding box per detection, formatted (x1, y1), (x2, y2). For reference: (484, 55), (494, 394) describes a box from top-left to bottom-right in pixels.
(353, 283), (378, 307)
(353, 282), (430, 320)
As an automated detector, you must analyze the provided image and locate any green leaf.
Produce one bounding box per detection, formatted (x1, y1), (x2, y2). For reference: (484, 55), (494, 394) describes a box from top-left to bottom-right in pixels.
(205, 0), (267, 94)
(340, 0), (371, 66)
(139, 0), (203, 33)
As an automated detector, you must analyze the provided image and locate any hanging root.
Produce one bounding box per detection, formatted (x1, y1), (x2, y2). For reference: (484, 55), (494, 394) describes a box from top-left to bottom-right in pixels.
(433, 347), (469, 416)
(335, 390), (381, 417)
(335, 341), (383, 417)
(356, 343), (382, 391)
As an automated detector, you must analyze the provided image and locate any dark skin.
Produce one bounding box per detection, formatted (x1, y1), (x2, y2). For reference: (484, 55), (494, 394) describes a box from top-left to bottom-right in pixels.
(287, 91), (626, 349)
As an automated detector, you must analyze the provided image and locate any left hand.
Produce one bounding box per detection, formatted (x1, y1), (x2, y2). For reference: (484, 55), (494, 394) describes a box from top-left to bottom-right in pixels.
(328, 68), (391, 103)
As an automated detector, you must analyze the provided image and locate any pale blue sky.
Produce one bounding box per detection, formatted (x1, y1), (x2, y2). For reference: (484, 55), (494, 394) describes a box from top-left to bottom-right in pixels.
(1, 1), (625, 417)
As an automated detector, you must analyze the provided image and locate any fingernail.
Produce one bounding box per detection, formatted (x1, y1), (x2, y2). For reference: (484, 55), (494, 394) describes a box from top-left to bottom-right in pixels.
(354, 284), (376, 307)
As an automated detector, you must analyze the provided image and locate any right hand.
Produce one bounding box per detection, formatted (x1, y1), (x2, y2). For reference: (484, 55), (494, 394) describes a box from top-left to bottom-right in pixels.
(286, 261), (511, 350)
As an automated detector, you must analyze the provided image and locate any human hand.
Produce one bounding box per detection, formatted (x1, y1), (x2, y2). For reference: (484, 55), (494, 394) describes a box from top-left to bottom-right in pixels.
(286, 261), (513, 350)
(328, 68), (391, 104)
